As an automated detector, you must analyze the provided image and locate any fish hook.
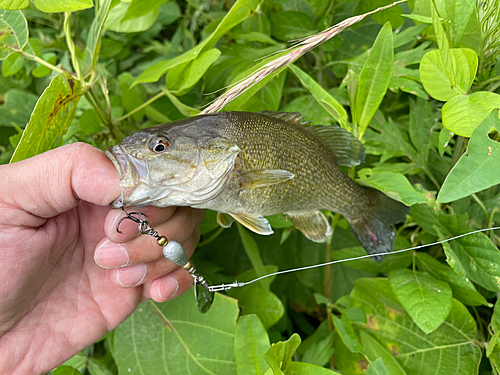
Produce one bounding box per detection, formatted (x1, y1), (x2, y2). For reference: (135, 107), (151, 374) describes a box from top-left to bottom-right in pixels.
(116, 207), (148, 234)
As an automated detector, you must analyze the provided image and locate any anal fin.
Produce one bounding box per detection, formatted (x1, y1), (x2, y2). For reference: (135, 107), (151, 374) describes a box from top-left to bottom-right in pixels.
(286, 211), (332, 243)
(230, 213), (273, 235)
(217, 212), (235, 228)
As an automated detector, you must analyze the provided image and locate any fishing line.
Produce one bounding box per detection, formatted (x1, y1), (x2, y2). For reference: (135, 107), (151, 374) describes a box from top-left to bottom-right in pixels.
(207, 226), (500, 292)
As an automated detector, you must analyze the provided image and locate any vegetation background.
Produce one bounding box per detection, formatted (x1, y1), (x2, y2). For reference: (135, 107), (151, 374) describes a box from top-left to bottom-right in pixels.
(1, 0), (500, 373)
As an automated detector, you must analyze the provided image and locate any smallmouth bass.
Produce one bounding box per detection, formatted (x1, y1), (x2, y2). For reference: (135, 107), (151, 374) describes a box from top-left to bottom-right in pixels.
(105, 111), (408, 259)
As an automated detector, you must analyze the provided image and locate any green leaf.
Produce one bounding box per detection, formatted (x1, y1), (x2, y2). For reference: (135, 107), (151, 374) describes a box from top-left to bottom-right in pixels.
(0, 9), (28, 60)
(79, 109), (103, 135)
(300, 331), (334, 367)
(235, 315), (270, 375)
(442, 92), (500, 137)
(419, 48), (478, 101)
(119, 72), (146, 121)
(430, 1), (452, 78)
(232, 31), (278, 45)
(284, 362), (337, 374)
(105, 1), (158, 33)
(61, 353), (87, 370)
(355, 0), (403, 28)
(415, 252), (489, 307)
(288, 64), (349, 129)
(270, 11), (315, 41)
(263, 334), (301, 374)
(82, 0), (112, 73)
(281, 95), (336, 126)
(389, 269), (452, 333)
(357, 170), (427, 206)
(453, 0), (476, 46)
(365, 358), (390, 375)
(238, 224), (266, 277)
(360, 331), (407, 375)
(87, 359), (113, 375)
(122, 0), (169, 22)
(332, 314), (362, 353)
(33, 0), (93, 13)
(333, 328), (367, 375)
(437, 225), (500, 293)
(223, 69), (286, 112)
(163, 90), (200, 117)
(355, 21), (393, 136)
(166, 48), (221, 95)
(31, 52), (57, 78)
(0, 88), (37, 127)
(488, 330), (500, 357)
(53, 366), (83, 375)
(114, 292), (239, 375)
(493, 299), (500, 333)
(438, 110), (500, 202)
(351, 278), (481, 375)
(10, 74), (81, 163)
(409, 97), (434, 165)
(133, 0), (258, 86)
(231, 283), (284, 329)
(1, 51), (23, 76)
(0, 0), (29, 9)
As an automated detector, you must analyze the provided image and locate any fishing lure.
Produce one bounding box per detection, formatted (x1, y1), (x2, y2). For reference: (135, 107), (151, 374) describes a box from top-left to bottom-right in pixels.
(117, 208), (215, 313)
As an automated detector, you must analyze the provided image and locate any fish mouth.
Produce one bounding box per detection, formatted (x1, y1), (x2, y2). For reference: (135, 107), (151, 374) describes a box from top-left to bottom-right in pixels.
(105, 145), (146, 208)
(105, 146), (126, 181)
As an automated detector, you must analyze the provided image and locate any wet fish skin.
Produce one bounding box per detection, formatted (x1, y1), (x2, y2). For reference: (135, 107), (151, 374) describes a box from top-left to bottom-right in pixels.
(106, 111), (408, 259)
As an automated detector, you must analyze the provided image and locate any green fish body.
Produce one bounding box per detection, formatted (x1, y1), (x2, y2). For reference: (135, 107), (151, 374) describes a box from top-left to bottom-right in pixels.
(106, 111), (408, 259)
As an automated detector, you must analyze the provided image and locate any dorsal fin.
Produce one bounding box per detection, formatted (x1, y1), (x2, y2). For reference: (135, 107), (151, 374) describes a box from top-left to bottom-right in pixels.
(305, 125), (365, 167)
(259, 111), (311, 125)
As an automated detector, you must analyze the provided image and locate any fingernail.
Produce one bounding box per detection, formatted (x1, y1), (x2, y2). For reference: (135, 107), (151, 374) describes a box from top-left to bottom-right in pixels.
(116, 264), (147, 287)
(95, 240), (129, 268)
(158, 276), (180, 300)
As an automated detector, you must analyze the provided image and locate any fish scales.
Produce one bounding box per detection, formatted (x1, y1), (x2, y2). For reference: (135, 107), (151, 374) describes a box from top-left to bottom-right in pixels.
(106, 111), (408, 259)
(202, 112), (367, 218)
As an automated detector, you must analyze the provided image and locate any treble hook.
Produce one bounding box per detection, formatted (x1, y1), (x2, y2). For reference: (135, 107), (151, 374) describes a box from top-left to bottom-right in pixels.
(116, 207), (148, 234)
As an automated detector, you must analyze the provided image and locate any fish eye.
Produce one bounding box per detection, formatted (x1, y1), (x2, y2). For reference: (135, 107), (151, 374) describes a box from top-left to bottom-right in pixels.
(150, 137), (170, 153)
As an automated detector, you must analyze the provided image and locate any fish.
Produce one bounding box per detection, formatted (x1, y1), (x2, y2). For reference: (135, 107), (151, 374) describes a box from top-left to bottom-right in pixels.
(105, 111), (409, 259)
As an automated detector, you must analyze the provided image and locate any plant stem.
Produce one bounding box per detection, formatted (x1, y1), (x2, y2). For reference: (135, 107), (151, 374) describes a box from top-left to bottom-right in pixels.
(198, 227), (224, 247)
(114, 91), (166, 124)
(424, 166), (441, 190)
(472, 193), (489, 223)
(450, 136), (465, 168)
(64, 12), (82, 82)
(84, 92), (108, 127)
(8, 47), (66, 75)
(325, 213), (340, 371)
(90, 86), (111, 125)
(488, 208), (500, 241)
(490, 80), (500, 93)
(475, 75), (500, 91)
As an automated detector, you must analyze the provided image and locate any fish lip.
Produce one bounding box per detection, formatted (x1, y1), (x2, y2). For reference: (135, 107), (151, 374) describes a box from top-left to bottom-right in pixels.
(105, 145), (135, 208)
(105, 146), (125, 181)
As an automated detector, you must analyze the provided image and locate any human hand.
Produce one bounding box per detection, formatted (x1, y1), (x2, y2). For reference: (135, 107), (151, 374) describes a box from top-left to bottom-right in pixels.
(0, 143), (204, 374)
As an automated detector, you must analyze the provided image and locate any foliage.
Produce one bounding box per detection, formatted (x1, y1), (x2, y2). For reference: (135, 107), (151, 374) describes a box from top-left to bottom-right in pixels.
(3, 0), (500, 374)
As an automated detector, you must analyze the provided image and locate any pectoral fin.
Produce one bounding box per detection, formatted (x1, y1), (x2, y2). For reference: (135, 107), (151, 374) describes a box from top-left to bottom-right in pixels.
(217, 212), (235, 228)
(286, 211), (332, 243)
(230, 213), (273, 235)
(239, 169), (294, 190)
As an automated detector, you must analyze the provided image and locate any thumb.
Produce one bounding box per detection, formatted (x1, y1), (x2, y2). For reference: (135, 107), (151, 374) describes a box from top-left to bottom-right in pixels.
(0, 143), (121, 219)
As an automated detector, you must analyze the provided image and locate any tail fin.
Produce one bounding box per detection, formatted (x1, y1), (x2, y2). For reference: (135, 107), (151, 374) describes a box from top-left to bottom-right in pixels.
(348, 188), (409, 261)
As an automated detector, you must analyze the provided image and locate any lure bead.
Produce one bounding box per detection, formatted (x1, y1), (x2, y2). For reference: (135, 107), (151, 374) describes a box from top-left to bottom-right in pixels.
(157, 236), (168, 246)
